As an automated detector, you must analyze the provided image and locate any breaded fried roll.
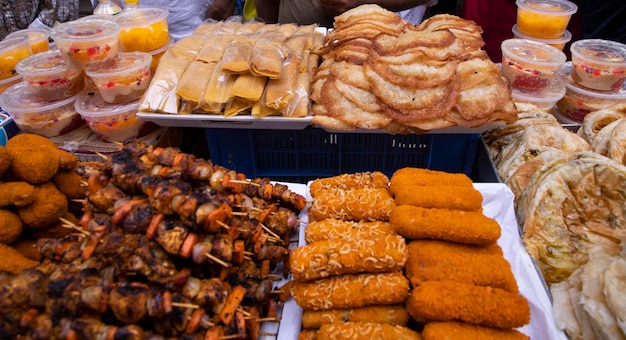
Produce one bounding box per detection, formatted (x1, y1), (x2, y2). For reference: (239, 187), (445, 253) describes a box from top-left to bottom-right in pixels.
(422, 321), (530, 340)
(390, 205), (500, 245)
(309, 187), (395, 222)
(390, 167), (473, 194)
(406, 281), (530, 329)
(406, 240), (518, 293)
(298, 330), (317, 340)
(292, 272), (409, 310)
(393, 185), (483, 211)
(317, 322), (421, 340)
(290, 234), (407, 281)
(305, 219), (395, 243)
(309, 171), (390, 197)
(302, 305), (409, 329)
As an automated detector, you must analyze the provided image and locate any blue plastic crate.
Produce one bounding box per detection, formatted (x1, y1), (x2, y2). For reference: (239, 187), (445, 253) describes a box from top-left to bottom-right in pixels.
(206, 127), (498, 183)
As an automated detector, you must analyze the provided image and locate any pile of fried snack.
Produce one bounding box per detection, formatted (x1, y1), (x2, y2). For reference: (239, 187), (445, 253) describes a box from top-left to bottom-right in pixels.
(311, 5), (517, 133)
(0, 134), (86, 273)
(286, 169), (530, 339)
(139, 18), (323, 117)
(483, 102), (626, 340)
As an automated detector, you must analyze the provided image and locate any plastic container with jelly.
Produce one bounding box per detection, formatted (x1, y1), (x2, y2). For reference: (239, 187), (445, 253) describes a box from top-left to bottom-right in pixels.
(115, 7), (170, 52)
(556, 62), (626, 122)
(74, 90), (156, 142)
(6, 28), (50, 54)
(0, 74), (21, 95)
(0, 82), (85, 137)
(516, 0), (577, 39)
(51, 19), (120, 70)
(511, 76), (566, 111)
(570, 39), (626, 91)
(501, 38), (566, 91)
(512, 24), (571, 51)
(86, 51), (152, 104)
(16, 50), (85, 101)
(0, 36), (32, 80)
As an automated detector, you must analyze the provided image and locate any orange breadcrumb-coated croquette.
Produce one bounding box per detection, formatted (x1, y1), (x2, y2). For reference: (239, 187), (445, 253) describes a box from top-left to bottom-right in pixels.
(0, 182), (35, 207)
(6, 134), (60, 184)
(17, 182), (68, 229)
(317, 322), (421, 340)
(389, 167), (473, 195)
(422, 321), (530, 340)
(53, 169), (87, 199)
(0, 243), (39, 274)
(0, 209), (23, 244)
(393, 185), (484, 211)
(0, 145), (11, 176)
(302, 305), (409, 329)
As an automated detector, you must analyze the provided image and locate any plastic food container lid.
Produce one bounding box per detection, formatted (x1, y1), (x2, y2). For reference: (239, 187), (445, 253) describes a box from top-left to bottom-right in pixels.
(15, 50), (75, 77)
(85, 51), (151, 77)
(51, 19), (120, 43)
(0, 81), (83, 114)
(115, 7), (169, 29)
(512, 25), (572, 45)
(148, 35), (174, 54)
(0, 74), (22, 88)
(570, 39), (626, 67)
(558, 62), (626, 99)
(6, 28), (50, 44)
(0, 36), (30, 53)
(516, 0), (578, 16)
(74, 89), (139, 118)
(552, 106), (581, 124)
(501, 38), (567, 67)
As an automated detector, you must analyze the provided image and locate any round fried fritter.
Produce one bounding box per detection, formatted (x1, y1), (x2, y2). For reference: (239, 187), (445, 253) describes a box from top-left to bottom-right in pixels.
(53, 169), (87, 199)
(6, 134), (60, 184)
(0, 209), (23, 244)
(17, 182), (68, 229)
(0, 146), (10, 177)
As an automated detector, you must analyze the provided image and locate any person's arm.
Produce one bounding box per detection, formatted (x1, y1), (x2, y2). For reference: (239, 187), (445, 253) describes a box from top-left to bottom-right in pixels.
(255, 0), (280, 23)
(206, 0), (236, 20)
(319, 0), (430, 17)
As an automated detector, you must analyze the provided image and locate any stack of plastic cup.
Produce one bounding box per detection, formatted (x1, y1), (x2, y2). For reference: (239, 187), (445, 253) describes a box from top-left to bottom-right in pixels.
(514, 0), (577, 51)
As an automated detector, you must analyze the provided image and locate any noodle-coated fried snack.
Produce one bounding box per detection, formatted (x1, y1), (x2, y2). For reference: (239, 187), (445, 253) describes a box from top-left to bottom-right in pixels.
(309, 187), (395, 222)
(317, 322), (421, 340)
(393, 185), (483, 212)
(292, 272), (409, 310)
(309, 171), (389, 197)
(422, 321), (529, 340)
(302, 305), (409, 329)
(290, 234), (407, 281)
(390, 205), (500, 245)
(389, 167), (473, 193)
(406, 240), (518, 292)
(406, 281), (530, 329)
(305, 219), (395, 243)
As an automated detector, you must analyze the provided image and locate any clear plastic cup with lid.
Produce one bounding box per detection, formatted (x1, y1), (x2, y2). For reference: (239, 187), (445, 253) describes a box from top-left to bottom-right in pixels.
(16, 50), (85, 101)
(115, 7), (170, 52)
(0, 36), (32, 80)
(85, 51), (152, 104)
(512, 24), (571, 51)
(51, 19), (120, 70)
(6, 28), (51, 54)
(0, 74), (21, 95)
(570, 39), (626, 91)
(501, 38), (566, 91)
(516, 0), (577, 39)
(511, 76), (566, 111)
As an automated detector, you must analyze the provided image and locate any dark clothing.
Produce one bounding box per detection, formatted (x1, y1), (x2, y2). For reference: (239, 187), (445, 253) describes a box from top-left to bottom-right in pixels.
(0, 0), (79, 40)
(579, 0), (626, 44)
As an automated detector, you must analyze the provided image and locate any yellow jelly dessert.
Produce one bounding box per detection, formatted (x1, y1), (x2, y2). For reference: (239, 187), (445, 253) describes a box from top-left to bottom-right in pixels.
(0, 37), (32, 80)
(516, 0), (577, 39)
(6, 29), (50, 54)
(116, 8), (170, 52)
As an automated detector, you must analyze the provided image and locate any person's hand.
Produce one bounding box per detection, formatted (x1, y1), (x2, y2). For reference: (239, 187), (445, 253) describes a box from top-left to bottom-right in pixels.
(318, 0), (362, 17)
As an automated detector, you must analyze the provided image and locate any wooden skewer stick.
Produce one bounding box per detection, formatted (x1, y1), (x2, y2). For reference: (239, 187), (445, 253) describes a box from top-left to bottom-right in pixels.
(59, 218), (90, 235)
(95, 152), (108, 160)
(259, 223), (281, 241)
(232, 212), (247, 216)
(79, 181), (88, 188)
(244, 256), (252, 261)
(217, 335), (241, 340)
(245, 316), (282, 323)
(244, 251), (254, 256)
(259, 332), (277, 337)
(237, 307), (252, 317)
(229, 179), (260, 187)
(205, 253), (230, 268)
(216, 220), (230, 230)
(71, 198), (86, 203)
(171, 302), (200, 309)
(267, 274), (282, 281)
(202, 320), (215, 327)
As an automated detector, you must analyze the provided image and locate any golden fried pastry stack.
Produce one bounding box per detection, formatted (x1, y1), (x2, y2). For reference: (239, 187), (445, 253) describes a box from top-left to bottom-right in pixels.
(140, 19), (324, 117)
(311, 6), (517, 133)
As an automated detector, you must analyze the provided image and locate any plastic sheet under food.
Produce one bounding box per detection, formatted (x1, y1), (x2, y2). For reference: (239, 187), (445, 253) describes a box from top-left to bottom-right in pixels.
(261, 182), (567, 339)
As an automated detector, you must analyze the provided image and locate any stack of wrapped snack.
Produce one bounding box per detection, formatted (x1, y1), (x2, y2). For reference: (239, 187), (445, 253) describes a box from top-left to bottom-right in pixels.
(49, 16), (159, 142)
(555, 40), (626, 123)
(139, 18), (324, 118)
(292, 172), (419, 339)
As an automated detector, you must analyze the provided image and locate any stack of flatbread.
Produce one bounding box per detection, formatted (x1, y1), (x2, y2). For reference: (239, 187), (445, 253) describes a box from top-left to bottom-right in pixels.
(139, 18), (323, 117)
(577, 103), (626, 166)
(311, 6), (517, 133)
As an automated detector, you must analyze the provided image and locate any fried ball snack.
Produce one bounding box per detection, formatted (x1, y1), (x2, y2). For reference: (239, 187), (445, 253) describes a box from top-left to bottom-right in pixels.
(290, 234), (407, 281)
(0, 182), (35, 207)
(6, 134), (60, 184)
(308, 187), (395, 222)
(390, 205), (500, 245)
(317, 322), (421, 340)
(389, 167), (473, 194)
(309, 171), (389, 198)
(0, 243), (39, 274)
(0, 209), (23, 244)
(302, 305), (409, 329)
(393, 185), (483, 211)
(406, 240), (518, 293)
(406, 281), (530, 329)
(0, 145), (10, 176)
(422, 321), (530, 340)
(292, 272), (409, 310)
(53, 169), (87, 199)
(305, 219), (395, 243)
(17, 182), (68, 229)
(9, 237), (42, 261)
(298, 330), (317, 340)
